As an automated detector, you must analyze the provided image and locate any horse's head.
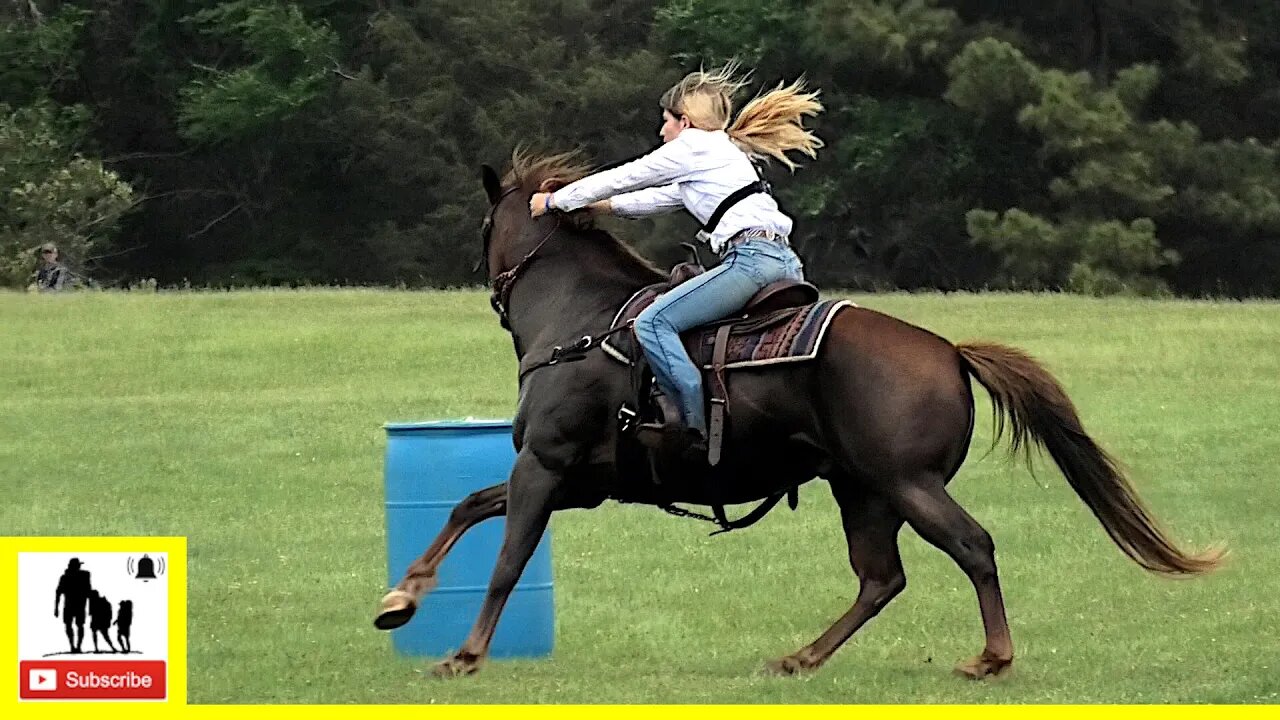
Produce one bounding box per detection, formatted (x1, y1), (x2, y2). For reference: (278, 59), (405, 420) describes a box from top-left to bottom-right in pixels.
(477, 149), (663, 332)
(478, 150), (594, 281)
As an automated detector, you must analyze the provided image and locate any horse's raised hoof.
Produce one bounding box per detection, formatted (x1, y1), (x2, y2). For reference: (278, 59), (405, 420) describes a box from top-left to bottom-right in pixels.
(764, 654), (815, 677)
(954, 653), (1013, 680)
(373, 590), (417, 631)
(431, 652), (482, 679)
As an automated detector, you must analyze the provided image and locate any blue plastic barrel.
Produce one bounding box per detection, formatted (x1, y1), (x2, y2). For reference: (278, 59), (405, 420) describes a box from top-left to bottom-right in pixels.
(383, 419), (554, 657)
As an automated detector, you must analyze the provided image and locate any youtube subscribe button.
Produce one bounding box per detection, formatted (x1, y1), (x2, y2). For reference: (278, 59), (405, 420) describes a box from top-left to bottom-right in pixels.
(20, 660), (166, 700)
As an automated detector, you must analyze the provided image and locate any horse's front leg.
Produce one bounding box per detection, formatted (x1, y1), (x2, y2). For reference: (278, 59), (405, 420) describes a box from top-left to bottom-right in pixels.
(432, 449), (561, 678)
(374, 482), (507, 630)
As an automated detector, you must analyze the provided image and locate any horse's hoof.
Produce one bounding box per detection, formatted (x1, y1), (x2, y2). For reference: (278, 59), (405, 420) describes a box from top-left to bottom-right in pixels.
(954, 654), (1012, 680)
(373, 590), (417, 631)
(763, 655), (810, 677)
(431, 653), (481, 679)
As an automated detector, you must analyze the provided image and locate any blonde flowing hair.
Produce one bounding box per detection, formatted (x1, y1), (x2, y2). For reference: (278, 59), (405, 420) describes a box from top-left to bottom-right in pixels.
(659, 61), (824, 170)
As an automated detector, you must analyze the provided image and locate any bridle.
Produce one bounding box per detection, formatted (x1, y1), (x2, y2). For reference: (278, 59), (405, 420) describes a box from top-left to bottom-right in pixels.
(481, 185), (559, 331)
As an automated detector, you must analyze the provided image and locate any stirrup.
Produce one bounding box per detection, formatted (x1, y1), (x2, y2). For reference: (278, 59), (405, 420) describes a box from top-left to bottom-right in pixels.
(636, 421), (708, 463)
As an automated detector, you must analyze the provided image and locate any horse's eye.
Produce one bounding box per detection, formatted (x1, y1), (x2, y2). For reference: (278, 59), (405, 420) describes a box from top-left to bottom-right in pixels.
(481, 217), (492, 235)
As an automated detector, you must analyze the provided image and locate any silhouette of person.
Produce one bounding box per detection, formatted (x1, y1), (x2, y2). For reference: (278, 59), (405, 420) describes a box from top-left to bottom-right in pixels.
(88, 590), (117, 653)
(54, 558), (91, 653)
(114, 600), (133, 653)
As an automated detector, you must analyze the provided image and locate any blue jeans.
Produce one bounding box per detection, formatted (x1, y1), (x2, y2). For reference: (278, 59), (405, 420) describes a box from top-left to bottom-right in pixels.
(633, 237), (805, 435)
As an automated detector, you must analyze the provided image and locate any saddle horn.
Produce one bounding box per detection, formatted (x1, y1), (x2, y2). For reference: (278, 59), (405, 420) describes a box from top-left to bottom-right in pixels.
(679, 242), (703, 267)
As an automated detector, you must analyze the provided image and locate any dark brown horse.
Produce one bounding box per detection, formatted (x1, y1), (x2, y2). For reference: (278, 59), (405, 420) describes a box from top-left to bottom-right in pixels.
(374, 152), (1224, 679)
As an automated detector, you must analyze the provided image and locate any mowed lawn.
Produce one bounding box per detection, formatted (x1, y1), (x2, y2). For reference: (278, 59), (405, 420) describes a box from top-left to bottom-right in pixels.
(1, 289), (1276, 704)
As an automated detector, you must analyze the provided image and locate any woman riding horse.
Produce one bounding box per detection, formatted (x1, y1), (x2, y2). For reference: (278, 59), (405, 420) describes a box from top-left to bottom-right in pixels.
(530, 64), (821, 458)
(375, 68), (1223, 683)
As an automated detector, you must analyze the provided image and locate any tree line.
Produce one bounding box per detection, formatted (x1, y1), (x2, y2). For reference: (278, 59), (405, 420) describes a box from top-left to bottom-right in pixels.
(4, 1), (1279, 296)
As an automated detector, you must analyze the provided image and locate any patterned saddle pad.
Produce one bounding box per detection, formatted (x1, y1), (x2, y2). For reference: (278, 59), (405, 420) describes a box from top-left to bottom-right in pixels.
(602, 284), (853, 370)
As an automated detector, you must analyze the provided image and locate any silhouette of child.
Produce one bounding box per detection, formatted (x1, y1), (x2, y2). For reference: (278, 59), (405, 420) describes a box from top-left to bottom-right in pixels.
(88, 590), (116, 653)
(115, 600), (133, 653)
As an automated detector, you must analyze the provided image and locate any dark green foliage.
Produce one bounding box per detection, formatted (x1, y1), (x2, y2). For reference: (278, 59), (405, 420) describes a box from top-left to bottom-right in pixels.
(2, 0), (1278, 294)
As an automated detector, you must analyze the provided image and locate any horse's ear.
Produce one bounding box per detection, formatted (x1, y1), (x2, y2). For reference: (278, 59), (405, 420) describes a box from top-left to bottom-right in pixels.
(538, 178), (566, 194)
(481, 164), (502, 203)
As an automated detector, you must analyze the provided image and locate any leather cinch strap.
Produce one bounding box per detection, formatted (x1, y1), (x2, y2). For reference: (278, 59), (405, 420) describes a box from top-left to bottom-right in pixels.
(707, 324), (732, 466)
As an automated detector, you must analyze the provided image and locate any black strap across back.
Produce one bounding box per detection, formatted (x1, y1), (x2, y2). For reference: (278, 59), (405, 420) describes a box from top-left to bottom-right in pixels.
(591, 145), (773, 237)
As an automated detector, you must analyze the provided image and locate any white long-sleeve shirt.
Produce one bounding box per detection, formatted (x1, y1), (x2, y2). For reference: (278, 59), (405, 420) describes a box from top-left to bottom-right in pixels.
(549, 128), (793, 254)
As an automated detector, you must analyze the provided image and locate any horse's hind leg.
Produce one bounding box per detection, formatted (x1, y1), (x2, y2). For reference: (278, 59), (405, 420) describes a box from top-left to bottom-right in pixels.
(766, 483), (906, 675)
(374, 483), (507, 630)
(889, 474), (1013, 678)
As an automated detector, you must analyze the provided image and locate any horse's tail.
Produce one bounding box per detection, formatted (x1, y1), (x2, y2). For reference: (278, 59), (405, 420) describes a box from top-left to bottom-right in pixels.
(956, 341), (1225, 576)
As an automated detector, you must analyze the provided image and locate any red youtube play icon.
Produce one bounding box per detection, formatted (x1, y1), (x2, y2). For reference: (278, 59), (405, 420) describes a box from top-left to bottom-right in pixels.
(19, 660), (166, 701)
(28, 668), (57, 692)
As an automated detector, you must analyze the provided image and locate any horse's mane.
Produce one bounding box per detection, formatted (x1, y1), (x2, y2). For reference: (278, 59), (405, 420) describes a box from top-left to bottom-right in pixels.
(502, 148), (663, 281)
(503, 148), (593, 196)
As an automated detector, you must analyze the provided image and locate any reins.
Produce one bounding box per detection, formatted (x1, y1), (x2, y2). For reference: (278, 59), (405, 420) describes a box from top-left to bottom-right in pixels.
(517, 322), (633, 383)
(489, 216), (560, 331)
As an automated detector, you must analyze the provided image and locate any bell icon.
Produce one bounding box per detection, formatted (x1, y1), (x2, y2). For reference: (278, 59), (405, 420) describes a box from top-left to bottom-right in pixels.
(135, 554), (157, 581)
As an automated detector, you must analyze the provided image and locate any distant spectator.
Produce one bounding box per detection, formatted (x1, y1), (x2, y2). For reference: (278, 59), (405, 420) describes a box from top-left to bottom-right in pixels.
(32, 243), (70, 292)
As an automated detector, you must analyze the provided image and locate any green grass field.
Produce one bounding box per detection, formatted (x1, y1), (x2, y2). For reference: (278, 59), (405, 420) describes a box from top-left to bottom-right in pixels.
(1, 289), (1276, 704)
